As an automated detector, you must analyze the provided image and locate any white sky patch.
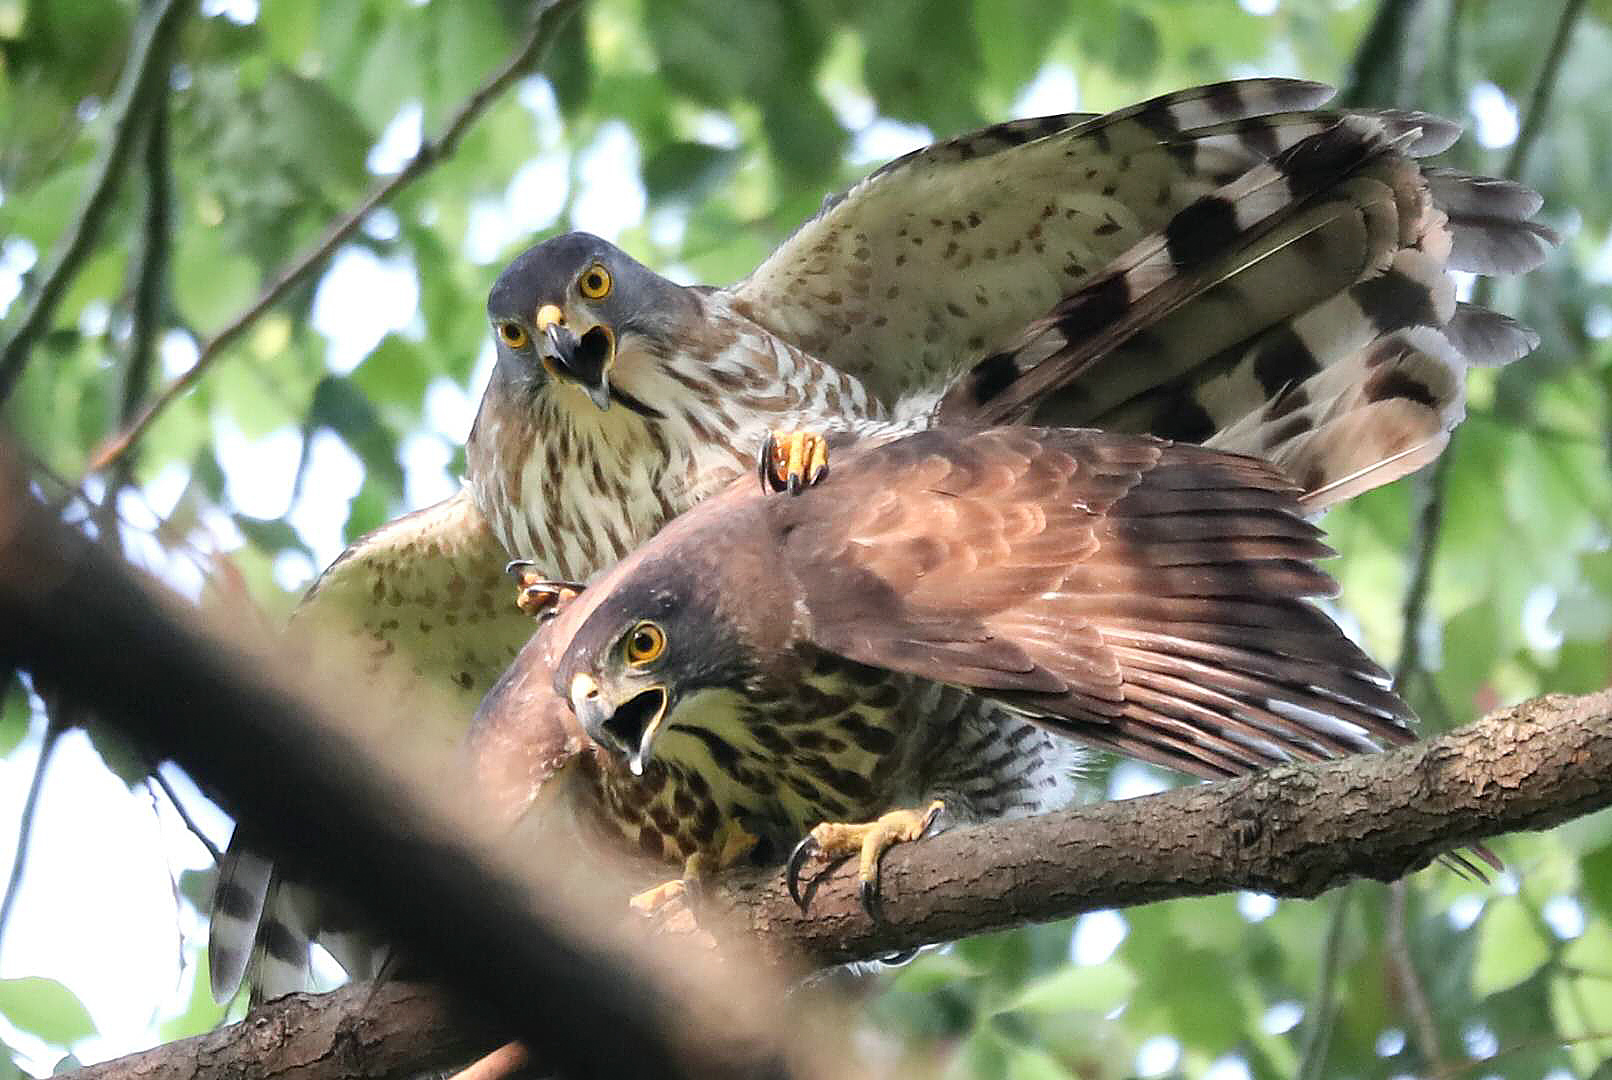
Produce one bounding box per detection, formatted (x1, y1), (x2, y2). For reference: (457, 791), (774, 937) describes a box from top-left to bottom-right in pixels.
(1376, 1028), (1407, 1056)
(286, 431), (365, 568)
(1238, 891), (1278, 922)
(465, 198), (512, 265)
(1469, 82), (1519, 150)
(1204, 1056), (1252, 1080)
(1544, 895), (1586, 939)
(1108, 761), (1170, 800)
(1239, 0), (1279, 14)
(200, 0), (257, 24)
(517, 77), (563, 144)
(691, 111), (741, 148)
(401, 431), (458, 507)
(1452, 269), (1477, 302)
(507, 153), (570, 234)
(650, 206), (689, 255)
(272, 548), (317, 593)
(0, 236), (38, 321)
(850, 119), (932, 167)
(77, 301), (109, 338)
(571, 123), (647, 242)
(1448, 894), (1485, 930)
(310, 247), (420, 373)
(1263, 1001), (1303, 1034)
(362, 207), (400, 242)
(213, 418), (302, 520)
(1523, 583), (1564, 650)
(367, 102), (423, 175)
(1586, 303), (1612, 339)
(1135, 1035), (1182, 1077)
(0, 731), (184, 1060)
(159, 329), (199, 379)
(1461, 1022), (1499, 1059)
(425, 373), (481, 442)
(824, 85), (876, 132)
(1070, 909), (1127, 964)
(1012, 64), (1080, 117)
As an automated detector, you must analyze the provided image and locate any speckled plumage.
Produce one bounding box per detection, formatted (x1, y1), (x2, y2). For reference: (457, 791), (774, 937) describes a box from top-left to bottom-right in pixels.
(469, 428), (1416, 889)
(214, 77), (1553, 999)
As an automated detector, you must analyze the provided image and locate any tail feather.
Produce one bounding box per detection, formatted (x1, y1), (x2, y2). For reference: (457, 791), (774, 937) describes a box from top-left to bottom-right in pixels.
(938, 104), (1553, 506)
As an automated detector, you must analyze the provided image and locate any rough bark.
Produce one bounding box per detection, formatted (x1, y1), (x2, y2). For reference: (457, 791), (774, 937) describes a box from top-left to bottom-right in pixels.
(53, 688), (1612, 1080)
(715, 689), (1612, 965)
(63, 984), (500, 1080)
(7, 452), (1611, 1080)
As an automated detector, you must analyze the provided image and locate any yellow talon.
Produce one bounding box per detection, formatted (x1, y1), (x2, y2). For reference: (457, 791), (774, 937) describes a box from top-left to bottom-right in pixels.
(757, 430), (829, 495)
(786, 800), (944, 921)
(628, 878), (687, 917)
(504, 562), (583, 619)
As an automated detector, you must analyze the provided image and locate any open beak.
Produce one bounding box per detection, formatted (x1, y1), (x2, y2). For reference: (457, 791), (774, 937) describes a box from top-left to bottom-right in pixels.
(569, 673), (670, 777)
(536, 304), (614, 411)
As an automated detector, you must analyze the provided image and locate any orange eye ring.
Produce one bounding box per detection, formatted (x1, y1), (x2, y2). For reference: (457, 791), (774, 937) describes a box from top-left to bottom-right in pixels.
(579, 263), (613, 300)
(625, 621), (665, 665)
(497, 321), (529, 348)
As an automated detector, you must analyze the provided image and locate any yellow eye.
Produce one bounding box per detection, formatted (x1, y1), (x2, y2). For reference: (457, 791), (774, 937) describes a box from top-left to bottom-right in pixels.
(624, 621), (665, 665)
(497, 321), (529, 348)
(579, 263), (612, 300)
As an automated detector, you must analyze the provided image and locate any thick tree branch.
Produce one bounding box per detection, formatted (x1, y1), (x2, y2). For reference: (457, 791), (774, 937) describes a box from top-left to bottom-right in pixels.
(64, 983), (500, 1080)
(713, 688), (1612, 967)
(5, 435), (1608, 1075)
(49, 688), (1612, 1080)
(89, 0), (583, 472)
(0, 449), (840, 1080)
(0, 0), (192, 406)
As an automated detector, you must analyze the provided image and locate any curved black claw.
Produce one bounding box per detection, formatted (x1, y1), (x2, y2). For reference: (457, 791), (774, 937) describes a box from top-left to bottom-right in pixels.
(756, 433), (779, 495)
(785, 834), (820, 911)
(504, 559), (535, 580)
(859, 875), (887, 928)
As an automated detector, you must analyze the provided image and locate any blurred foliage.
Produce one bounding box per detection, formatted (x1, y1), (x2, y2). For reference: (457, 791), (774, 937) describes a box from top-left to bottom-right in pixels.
(1, 0), (1611, 1076)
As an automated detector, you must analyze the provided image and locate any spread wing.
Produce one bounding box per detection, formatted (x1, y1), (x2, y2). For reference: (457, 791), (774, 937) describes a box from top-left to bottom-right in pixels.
(209, 487), (533, 1003)
(725, 80), (1368, 398)
(935, 112), (1553, 507)
(771, 427), (1413, 781)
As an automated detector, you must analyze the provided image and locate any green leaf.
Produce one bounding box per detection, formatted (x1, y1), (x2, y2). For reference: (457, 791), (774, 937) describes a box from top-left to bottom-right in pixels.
(0, 977), (95, 1044)
(1473, 898), (1551, 995)
(1001, 962), (1136, 1016)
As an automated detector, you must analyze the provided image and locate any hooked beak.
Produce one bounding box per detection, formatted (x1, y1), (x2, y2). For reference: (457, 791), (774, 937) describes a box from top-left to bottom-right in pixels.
(536, 304), (615, 411)
(569, 673), (670, 777)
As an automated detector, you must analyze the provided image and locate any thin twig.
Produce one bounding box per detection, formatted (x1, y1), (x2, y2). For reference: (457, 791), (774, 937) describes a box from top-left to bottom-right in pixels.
(0, 715), (65, 949)
(0, 0), (192, 406)
(90, 0), (584, 473)
(148, 766), (223, 864)
(1387, 879), (1452, 1073)
(1295, 885), (1356, 1080)
(99, 66), (175, 539)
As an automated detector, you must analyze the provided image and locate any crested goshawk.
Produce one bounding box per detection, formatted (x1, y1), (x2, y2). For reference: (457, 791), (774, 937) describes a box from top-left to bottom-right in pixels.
(212, 78), (1551, 997)
(471, 426), (1487, 918)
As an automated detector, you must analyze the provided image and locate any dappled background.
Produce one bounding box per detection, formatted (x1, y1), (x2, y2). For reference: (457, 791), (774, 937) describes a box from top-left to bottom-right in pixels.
(1, 0), (1611, 1076)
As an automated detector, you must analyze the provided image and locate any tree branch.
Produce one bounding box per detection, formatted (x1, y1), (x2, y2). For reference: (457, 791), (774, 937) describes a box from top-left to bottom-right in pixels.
(48, 687), (1612, 1080)
(711, 688), (1612, 967)
(0, 0), (192, 406)
(63, 982), (500, 1080)
(88, 0), (584, 473)
(7, 435), (1610, 1077)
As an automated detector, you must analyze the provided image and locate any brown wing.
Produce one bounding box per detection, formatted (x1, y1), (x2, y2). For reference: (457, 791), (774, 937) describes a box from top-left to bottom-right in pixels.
(770, 427), (1413, 781)
(464, 620), (590, 830)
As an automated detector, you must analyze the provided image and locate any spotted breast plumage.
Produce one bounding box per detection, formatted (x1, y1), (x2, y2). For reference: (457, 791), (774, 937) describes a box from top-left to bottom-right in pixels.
(212, 77), (1552, 998)
(471, 426), (1471, 919)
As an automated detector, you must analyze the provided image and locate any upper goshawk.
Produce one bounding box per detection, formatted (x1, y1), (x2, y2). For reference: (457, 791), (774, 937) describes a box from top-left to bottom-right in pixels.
(211, 78), (1550, 998)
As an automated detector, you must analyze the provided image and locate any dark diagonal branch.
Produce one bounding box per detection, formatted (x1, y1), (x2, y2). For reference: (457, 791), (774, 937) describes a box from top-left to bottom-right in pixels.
(49, 686), (1612, 1080)
(0, 0), (192, 406)
(0, 447), (844, 1080)
(90, 0), (583, 472)
(6, 433), (1610, 1077)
